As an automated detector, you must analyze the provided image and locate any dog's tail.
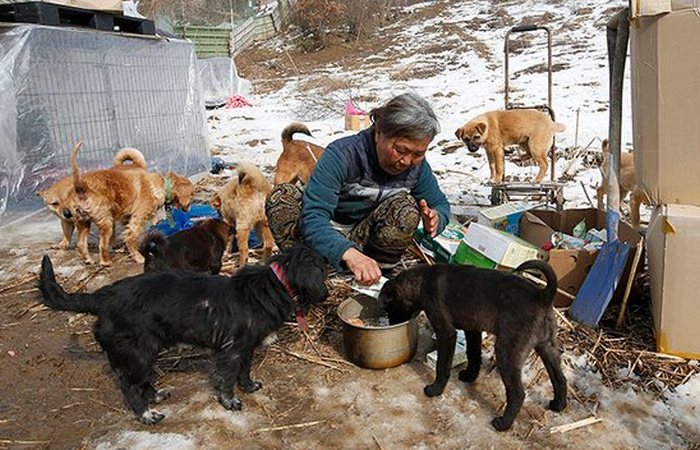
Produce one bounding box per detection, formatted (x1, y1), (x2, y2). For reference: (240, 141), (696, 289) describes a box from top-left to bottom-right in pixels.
(113, 147), (147, 170)
(38, 255), (101, 315)
(70, 141), (84, 186)
(552, 122), (567, 133)
(515, 260), (558, 304)
(281, 122), (312, 144)
(237, 161), (271, 193)
(139, 230), (168, 263)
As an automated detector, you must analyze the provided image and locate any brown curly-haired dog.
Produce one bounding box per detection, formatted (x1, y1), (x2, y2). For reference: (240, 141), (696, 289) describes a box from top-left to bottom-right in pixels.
(211, 162), (274, 267)
(64, 142), (194, 266)
(36, 144), (147, 251)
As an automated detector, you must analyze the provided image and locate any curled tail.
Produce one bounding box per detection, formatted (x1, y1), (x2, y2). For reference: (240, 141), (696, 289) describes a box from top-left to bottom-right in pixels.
(113, 147), (147, 170)
(38, 255), (100, 315)
(281, 122), (312, 144)
(515, 259), (558, 303)
(139, 231), (168, 263)
(70, 141), (84, 186)
(237, 161), (271, 192)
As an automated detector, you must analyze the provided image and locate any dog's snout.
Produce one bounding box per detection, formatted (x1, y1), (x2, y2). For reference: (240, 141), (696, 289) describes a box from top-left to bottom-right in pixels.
(467, 142), (480, 153)
(62, 208), (72, 219)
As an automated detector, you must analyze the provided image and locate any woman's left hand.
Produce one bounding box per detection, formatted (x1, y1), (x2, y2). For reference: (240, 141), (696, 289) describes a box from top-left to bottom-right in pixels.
(419, 199), (439, 238)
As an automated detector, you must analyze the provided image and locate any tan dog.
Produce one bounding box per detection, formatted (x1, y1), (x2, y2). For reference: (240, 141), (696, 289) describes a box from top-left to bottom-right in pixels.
(596, 139), (648, 229)
(274, 123), (324, 185)
(37, 145), (147, 250)
(455, 109), (566, 183)
(66, 142), (194, 266)
(211, 162), (274, 267)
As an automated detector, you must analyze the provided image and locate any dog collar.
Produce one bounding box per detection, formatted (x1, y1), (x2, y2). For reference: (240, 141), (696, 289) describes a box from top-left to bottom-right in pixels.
(269, 261), (308, 332)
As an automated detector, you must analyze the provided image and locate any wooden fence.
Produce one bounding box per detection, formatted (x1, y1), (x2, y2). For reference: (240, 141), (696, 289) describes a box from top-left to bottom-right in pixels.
(177, 0), (292, 59)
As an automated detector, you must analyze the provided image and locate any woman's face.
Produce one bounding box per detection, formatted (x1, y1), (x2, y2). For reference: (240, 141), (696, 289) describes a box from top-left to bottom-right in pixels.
(375, 131), (431, 175)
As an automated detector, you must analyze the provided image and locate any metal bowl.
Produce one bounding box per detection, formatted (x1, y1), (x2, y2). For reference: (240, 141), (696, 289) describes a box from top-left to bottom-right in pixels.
(337, 295), (418, 369)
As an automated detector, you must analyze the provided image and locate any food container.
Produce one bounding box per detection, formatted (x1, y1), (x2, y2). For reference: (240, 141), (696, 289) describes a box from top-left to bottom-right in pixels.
(337, 295), (418, 369)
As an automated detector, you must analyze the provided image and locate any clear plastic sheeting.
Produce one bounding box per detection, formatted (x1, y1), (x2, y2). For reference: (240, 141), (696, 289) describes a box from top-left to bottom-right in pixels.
(198, 56), (252, 107)
(0, 24), (209, 224)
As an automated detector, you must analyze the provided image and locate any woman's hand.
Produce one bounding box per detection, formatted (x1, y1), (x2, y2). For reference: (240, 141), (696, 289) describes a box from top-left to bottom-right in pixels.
(341, 247), (382, 286)
(419, 199), (439, 238)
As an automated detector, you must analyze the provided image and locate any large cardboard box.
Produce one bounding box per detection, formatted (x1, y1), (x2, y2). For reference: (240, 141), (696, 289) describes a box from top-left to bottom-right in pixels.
(520, 209), (642, 307)
(0, 0), (123, 12)
(646, 204), (700, 358)
(631, 2), (700, 206)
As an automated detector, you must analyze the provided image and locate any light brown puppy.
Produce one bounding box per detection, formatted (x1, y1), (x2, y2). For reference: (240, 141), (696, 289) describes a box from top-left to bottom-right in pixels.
(66, 142), (194, 266)
(274, 122), (324, 185)
(211, 162), (274, 267)
(455, 109), (566, 183)
(596, 139), (648, 229)
(36, 145), (148, 250)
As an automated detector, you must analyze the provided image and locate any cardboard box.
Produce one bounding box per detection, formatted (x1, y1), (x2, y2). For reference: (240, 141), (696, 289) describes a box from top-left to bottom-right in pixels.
(462, 223), (544, 269)
(477, 202), (534, 235)
(646, 204), (700, 358)
(520, 209), (642, 307)
(631, 3), (700, 206)
(0, 0), (123, 12)
(344, 114), (371, 131)
(451, 240), (497, 269)
(415, 219), (468, 263)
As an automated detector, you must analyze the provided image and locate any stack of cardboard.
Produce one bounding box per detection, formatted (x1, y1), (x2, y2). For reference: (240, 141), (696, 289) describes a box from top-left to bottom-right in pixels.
(631, 0), (700, 358)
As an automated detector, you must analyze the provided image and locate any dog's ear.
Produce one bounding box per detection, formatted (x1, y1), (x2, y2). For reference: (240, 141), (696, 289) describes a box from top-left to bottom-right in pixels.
(475, 122), (487, 136)
(455, 126), (465, 140)
(74, 182), (89, 200)
(602, 139), (609, 153)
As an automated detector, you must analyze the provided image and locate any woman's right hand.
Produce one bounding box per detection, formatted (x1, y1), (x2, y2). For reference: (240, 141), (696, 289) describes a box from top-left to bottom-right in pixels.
(341, 247), (382, 286)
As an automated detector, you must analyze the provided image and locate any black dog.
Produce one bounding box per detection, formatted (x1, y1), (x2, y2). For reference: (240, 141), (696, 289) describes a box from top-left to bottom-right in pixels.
(139, 218), (230, 274)
(38, 245), (328, 424)
(378, 260), (567, 431)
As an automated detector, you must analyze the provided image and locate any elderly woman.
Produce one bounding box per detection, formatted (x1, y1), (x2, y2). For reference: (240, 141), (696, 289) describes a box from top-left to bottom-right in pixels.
(266, 92), (450, 285)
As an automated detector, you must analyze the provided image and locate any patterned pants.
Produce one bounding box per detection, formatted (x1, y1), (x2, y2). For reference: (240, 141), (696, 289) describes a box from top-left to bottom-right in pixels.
(265, 183), (420, 265)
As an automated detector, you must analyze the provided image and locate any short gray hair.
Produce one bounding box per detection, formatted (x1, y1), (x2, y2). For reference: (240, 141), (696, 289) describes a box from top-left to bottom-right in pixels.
(369, 92), (440, 141)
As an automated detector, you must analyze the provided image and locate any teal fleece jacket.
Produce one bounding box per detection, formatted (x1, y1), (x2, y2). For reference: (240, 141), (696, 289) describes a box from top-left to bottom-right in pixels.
(300, 127), (450, 270)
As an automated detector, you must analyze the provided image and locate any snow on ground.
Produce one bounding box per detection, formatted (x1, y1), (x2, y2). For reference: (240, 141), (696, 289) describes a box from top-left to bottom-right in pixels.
(88, 0), (699, 448)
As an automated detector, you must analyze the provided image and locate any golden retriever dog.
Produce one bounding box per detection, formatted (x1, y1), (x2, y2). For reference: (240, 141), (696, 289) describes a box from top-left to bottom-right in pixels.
(455, 109), (566, 184)
(596, 139), (648, 229)
(66, 142), (194, 266)
(211, 162), (274, 267)
(36, 144), (147, 250)
(274, 122), (324, 185)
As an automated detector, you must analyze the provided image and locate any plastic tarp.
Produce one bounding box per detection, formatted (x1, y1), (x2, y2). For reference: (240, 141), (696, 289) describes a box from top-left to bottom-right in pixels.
(0, 24), (210, 224)
(198, 56), (252, 107)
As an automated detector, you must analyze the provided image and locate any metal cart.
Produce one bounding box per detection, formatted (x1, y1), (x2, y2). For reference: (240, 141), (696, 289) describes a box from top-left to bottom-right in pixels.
(490, 24), (565, 210)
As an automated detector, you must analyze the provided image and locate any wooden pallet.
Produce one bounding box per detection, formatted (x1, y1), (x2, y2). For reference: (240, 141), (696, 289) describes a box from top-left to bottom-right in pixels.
(0, 1), (156, 35)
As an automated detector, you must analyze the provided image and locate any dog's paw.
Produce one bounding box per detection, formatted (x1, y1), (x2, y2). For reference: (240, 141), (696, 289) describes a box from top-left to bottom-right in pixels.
(53, 241), (70, 250)
(132, 254), (145, 264)
(153, 389), (171, 404)
(458, 367), (479, 383)
(549, 398), (567, 412)
(139, 409), (165, 425)
(239, 380), (262, 393)
(218, 393), (243, 411)
(99, 259), (112, 267)
(423, 383), (444, 398)
(491, 416), (512, 432)
(83, 258), (94, 265)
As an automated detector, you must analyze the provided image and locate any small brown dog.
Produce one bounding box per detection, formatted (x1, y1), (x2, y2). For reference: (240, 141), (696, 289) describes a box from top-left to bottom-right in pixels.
(596, 139), (648, 229)
(66, 142), (194, 266)
(37, 145), (147, 250)
(274, 122), (324, 185)
(211, 162), (274, 267)
(139, 219), (230, 274)
(455, 109), (566, 183)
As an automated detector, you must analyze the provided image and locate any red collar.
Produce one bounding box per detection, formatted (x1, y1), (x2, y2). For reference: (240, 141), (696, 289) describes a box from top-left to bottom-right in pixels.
(270, 261), (308, 332)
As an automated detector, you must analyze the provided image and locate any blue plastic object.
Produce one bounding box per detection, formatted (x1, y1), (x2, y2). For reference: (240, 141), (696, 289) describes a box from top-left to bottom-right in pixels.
(150, 203), (262, 250)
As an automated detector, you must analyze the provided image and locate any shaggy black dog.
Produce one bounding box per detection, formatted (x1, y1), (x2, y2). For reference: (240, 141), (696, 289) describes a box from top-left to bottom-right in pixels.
(378, 260), (567, 431)
(38, 245), (328, 424)
(139, 218), (230, 274)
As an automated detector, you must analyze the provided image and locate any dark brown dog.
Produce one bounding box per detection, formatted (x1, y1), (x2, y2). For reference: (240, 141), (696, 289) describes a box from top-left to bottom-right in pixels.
(274, 122), (324, 185)
(378, 260), (567, 431)
(139, 219), (230, 274)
